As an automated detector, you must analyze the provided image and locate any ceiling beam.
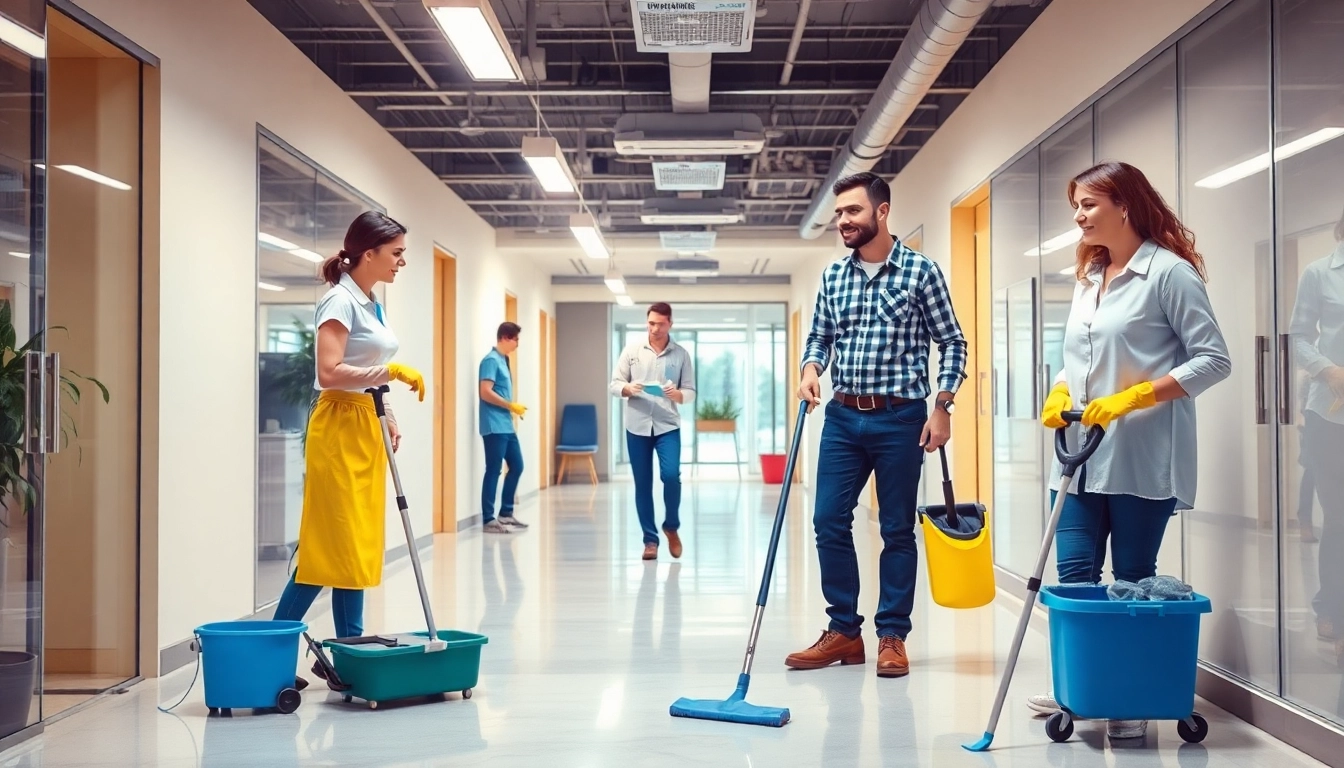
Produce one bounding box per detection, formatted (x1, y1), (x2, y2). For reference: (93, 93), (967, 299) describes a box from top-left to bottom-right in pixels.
(462, 198), (811, 207)
(376, 103), (937, 113)
(347, 86), (972, 98)
(408, 144), (921, 154)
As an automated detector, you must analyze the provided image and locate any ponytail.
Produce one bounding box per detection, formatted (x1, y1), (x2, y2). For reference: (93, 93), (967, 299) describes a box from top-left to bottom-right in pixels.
(321, 249), (354, 286)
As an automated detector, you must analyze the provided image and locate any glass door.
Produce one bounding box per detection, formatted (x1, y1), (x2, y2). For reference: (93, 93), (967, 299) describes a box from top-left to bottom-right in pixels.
(0, 0), (48, 744)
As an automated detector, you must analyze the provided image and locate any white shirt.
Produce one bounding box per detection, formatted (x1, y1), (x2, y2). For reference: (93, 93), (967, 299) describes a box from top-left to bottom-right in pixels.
(1049, 241), (1232, 510)
(609, 338), (697, 437)
(1290, 242), (1344, 425)
(314, 274), (399, 392)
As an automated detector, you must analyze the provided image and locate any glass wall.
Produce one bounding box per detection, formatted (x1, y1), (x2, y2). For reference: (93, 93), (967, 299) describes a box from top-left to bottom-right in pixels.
(609, 303), (788, 474)
(988, 0), (1344, 731)
(254, 131), (381, 610)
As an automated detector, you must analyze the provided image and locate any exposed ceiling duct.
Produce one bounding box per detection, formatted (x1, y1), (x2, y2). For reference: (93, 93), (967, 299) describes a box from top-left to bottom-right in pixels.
(668, 51), (712, 113)
(796, 0), (996, 239)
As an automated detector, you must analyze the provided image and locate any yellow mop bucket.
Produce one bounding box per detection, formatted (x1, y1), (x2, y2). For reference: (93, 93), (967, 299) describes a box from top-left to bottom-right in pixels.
(917, 445), (995, 609)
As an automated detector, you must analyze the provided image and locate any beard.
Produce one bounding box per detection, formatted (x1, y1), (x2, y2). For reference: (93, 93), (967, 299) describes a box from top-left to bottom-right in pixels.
(840, 216), (879, 249)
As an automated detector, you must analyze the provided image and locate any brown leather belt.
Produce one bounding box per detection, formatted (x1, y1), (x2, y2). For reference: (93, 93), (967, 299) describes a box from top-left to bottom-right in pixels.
(832, 392), (915, 411)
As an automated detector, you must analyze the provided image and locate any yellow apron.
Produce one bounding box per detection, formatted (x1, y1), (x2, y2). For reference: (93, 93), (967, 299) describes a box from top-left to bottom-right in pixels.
(295, 390), (387, 590)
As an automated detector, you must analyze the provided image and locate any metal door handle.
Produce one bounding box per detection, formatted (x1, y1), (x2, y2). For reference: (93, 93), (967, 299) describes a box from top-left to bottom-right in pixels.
(23, 351), (44, 453)
(1278, 334), (1292, 425)
(978, 371), (988, 416)
(45, 352), (60, 454)
(1254, 335), (1267, 425)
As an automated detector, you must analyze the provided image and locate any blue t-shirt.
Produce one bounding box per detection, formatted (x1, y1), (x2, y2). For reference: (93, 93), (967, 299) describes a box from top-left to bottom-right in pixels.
(478, 349), (515, 435)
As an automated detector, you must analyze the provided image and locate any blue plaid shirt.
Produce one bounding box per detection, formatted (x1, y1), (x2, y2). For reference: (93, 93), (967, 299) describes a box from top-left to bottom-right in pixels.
(802, 241), (968, 398)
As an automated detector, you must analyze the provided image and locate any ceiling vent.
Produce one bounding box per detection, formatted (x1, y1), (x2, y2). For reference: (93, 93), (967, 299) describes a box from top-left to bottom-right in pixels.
(652, 161), (726, 191)
(659, 231), (717, 251)
(631, 1), (757, 53)
(655, 258), (721, 278)
(641, 197), (744, 225)
(614, 113), (766, 156)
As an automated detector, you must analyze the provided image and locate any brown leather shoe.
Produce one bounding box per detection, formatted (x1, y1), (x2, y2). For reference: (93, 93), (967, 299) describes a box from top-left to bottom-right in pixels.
(642, 543), (658, 561)
(877, 636), (910, 678)
(664, 528), (682, 558)
(785, 630), (865, 670)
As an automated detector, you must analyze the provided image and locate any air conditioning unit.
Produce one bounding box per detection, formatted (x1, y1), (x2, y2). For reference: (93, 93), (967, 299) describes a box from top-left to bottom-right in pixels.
(659, 231), (717, 251)
(655, 258), (720, 278)
(641, 197), (743, 225)
(652, 161), (726, 191)
(614, 113), (765, 156)
(630, 1), (757, 53)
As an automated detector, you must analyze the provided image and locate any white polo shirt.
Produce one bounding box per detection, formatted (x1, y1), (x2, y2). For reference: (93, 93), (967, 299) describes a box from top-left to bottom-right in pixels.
(313, 274), (400, 392)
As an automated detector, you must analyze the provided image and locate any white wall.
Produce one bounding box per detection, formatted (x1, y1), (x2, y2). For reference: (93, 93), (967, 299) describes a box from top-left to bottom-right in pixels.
(787, 0), (1221, 499)
(71, 0), (552, 657)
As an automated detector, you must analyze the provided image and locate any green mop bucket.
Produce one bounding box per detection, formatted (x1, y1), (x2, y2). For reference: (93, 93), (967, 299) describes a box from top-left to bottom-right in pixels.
(325, 631), (487, 704)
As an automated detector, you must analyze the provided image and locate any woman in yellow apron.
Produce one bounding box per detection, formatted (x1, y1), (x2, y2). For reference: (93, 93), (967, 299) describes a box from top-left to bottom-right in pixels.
(273, 211), (425, 686)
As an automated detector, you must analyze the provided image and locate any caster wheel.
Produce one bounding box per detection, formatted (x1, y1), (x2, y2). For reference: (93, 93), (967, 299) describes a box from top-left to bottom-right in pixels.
(342, 695), (353, 704)
(1045, 712), (1074, 743)
(369, 701), (379, 710)
(221, 708), (233, 718)
(294, 676), (309, 692)
(462, 689), (472, 700)
(208, 707), (219, 716)
(275, 687), (302, 714)
(1178, 713), (1209, 744)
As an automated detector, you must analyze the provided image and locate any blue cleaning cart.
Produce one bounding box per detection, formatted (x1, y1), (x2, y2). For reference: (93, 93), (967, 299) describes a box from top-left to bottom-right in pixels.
(1039, 585), (1212, 744)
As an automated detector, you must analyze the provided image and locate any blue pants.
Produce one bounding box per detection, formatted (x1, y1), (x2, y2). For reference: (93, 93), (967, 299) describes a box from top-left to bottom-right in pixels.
(813, 399), (926, 640)
(482, 432), (523, 524)
(273, 571), (365, 639)
(627, 429), (681, 545)
(1052, 489), (1176, 584)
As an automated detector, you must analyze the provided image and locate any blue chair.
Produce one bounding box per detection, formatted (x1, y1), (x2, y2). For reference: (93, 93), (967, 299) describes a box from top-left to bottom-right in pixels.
(555, 404), (600, 484)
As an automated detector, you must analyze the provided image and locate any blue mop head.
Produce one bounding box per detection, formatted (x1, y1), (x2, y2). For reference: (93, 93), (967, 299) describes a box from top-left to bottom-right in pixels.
(669, 674), (790, 728)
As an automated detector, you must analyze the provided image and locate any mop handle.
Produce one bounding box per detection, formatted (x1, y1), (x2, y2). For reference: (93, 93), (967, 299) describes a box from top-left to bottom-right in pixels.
(977, 412), (1104, 740)
(740, 400), (808, 678)
(369, 386), (440, 643)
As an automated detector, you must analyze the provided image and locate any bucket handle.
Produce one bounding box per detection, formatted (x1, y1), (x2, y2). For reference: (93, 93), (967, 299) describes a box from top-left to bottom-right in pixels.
(1128, 604), (1167, 618)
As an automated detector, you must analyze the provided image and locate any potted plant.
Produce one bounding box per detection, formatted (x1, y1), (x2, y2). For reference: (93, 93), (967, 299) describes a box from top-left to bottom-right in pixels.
(0, 299), (108, 739)
(264, 319), (317, 448)
(695, 395), (740, 434)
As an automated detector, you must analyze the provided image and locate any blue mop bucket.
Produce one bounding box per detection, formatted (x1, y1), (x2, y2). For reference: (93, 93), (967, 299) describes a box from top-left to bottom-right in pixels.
(1040, 585), (1211, 721)
(195, 620), (307, 711)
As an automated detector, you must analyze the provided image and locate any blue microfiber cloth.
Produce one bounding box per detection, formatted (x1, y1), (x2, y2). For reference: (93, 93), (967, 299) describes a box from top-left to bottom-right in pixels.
(1107, 580), (1147, 601)
(1139, 575), (1194, 601)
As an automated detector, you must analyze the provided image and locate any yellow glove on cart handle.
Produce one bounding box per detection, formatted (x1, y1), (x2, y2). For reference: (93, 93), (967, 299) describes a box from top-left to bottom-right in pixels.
(387, 363), (426, 402)
(1041, 383), (1072, 429)
(1081, 381), (1156, 428)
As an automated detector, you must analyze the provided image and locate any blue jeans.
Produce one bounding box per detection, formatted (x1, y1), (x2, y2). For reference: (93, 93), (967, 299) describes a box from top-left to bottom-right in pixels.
(1053, 489), (1176, 584)
(273, 571), (365, 639)
(482, 432), (523, 524)
(813, 399), (926, 639)
(627, 429), (681, 545)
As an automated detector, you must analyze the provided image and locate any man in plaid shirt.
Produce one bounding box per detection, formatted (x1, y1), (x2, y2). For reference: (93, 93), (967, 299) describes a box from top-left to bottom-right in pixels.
(785, 172), (967, 679)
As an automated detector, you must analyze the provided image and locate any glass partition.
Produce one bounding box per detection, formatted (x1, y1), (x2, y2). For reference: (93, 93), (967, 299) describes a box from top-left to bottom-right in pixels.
(255, 131), (381, 610)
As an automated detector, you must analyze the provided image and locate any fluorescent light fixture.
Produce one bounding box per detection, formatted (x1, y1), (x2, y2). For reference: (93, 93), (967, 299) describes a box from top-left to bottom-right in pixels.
(1195, 127), (1344, 189)
(1058, 266), (1075, 275)
(423, 0), (522, 82)
(259, 232), (300, 250)
(0, 14), (45, 59)
(521, 136), (578, 195)
(9, 251), (29, 259)
(288, 248), (324, 263)
(615, 294), (634, 307)
(257, 281), (286, 292)
(604, 263), (625, 294)
(569, 212), (610, 259)
(1024, 228), (1082, 257)
(54, 164), (131, 191)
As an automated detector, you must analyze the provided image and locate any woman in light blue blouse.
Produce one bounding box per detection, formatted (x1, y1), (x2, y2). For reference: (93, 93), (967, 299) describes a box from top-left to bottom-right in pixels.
(1027, 162), (1232, 740)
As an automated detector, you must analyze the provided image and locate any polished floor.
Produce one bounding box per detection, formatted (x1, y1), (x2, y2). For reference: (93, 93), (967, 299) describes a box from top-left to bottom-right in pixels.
(4, 479), (1328, 767)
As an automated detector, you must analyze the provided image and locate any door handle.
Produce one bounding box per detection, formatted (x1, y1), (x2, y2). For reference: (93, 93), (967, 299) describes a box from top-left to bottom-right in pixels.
(1278, 334), (1292, 426)
(45, 352), (60, 455)
(978, 371), (988, 416)
(23, 350), (45, 454)
(1254, 335), (1268, 425)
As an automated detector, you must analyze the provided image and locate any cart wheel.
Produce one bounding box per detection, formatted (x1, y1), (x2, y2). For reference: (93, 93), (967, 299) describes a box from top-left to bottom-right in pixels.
(275, 688), (302, 715)
(342, 695), (353, 704)
(462, 689), (472, 700)
(1178, 713), (1209, 744)
(368, 701), (379, 710)
(1045, 712), (1074, 743)
(208, 707), (219, 716)
(220, 708), (233, 718)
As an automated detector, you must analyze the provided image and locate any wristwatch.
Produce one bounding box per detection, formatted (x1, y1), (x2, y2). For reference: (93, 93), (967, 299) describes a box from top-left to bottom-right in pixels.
(936, 398), (955, 415)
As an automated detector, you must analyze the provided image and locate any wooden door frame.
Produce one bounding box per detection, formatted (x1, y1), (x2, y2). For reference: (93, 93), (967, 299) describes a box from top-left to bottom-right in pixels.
(538, 309), (555, 489)
(950, 181), (991, 504)
(433, 248), (458, 534)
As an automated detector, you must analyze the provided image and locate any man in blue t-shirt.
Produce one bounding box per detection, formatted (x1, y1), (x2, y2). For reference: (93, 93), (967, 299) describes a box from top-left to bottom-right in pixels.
(479, 322), (528, 533)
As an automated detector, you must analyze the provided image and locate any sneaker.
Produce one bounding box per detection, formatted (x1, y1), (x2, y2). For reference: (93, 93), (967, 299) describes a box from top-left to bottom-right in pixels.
(499, 515), (529, 529)
(1107, 719), (1148, 739)
(482, 520), (511, 534)
(1027, 692), (1061, 716)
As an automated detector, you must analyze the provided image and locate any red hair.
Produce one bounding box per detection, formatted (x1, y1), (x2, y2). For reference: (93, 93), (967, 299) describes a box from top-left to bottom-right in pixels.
(1067, 161), (1206, 283)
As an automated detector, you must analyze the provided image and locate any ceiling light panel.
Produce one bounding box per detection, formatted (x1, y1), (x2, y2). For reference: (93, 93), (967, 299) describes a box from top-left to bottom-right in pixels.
(423, 0), (522, 81)
(652, 161), (726, 191)
(659, 231), (717, 251)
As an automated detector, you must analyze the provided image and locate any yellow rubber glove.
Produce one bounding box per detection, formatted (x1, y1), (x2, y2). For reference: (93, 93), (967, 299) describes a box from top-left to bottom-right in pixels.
(1081, 381), (1157, 428)
(387, 362), (425, 402)
(1040, 382), (1072, 429)
(509, 402), (528, 418)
